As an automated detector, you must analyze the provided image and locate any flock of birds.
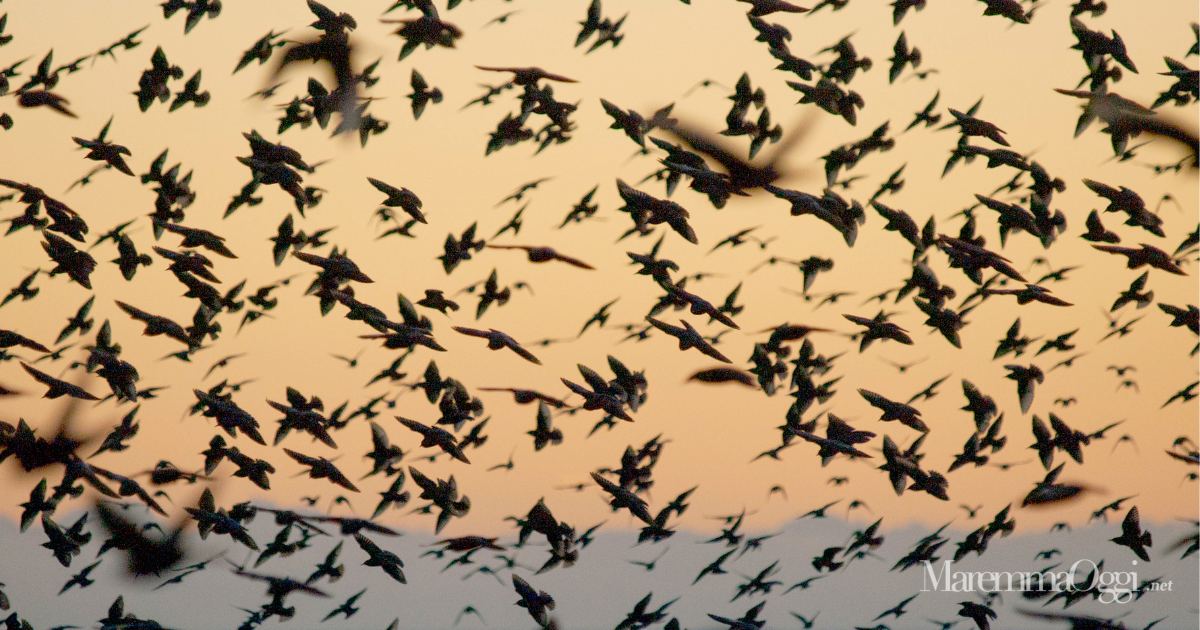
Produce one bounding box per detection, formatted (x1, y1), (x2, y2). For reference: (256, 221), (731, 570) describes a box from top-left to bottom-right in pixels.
(0, 0), (1198, 628)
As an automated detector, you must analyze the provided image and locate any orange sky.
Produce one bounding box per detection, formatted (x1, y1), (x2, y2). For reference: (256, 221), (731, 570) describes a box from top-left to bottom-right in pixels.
(0, 0), (1197, 539)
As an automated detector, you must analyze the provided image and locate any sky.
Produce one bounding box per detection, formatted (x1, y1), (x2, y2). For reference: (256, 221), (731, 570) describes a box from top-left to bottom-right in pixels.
(0, 509), (1196, 629)
(0, 0), (1197, 627)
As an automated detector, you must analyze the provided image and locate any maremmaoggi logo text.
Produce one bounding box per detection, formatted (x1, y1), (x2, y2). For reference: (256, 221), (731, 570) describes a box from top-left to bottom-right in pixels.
(921, 559), (1161, 605)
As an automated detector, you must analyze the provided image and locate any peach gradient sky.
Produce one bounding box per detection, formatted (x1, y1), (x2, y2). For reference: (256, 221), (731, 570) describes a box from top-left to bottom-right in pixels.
(0, 0), (1196, 539)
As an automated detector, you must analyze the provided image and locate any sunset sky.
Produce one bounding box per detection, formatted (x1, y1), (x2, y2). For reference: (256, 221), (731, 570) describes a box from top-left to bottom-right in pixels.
(0, 2), (1197, 625)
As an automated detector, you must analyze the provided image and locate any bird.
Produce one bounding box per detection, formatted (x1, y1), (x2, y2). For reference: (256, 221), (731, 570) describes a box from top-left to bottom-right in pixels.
(486, 244), (594, 269)
(1092, 243), (1187, 275)
(476, 65), (577, 85)
(367, 177), (426, 223)
(407, 69), (443, 120)
(353, 533), (406, 583)
(17, 89), (78, 117)
(396, 416), (471, 464)
(511, 574), (556, 626)
(478, 386), (566, 408)
(858, 389), (928, 432)
(957, 601), (998, 630)
(527, 401), (563, 451)
(283, 448), (358, 492)
(591, 472), (653, 524)
(688, 367), (757, 387)
(20, 363), (98, 400)
(646, 317), (731, 363)
(1111, 506), (1153, 561)
(0, 329), (50, 354)
(844, 312), (914, 351)
(738, 0), (810, 16)
(72, 118), (134, 176)
(975, 0), (1029, 24)
(452, 327), (541, 364)
(321, 587), (366, 622)
(58, 559), (102, 594)
(1004, 364), (1044, 413)
(116, 301), (197, 349)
